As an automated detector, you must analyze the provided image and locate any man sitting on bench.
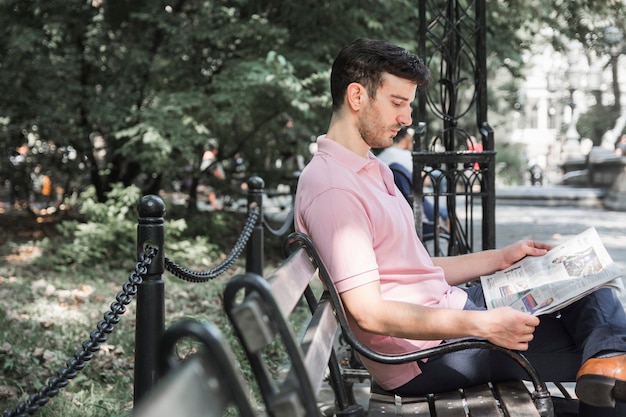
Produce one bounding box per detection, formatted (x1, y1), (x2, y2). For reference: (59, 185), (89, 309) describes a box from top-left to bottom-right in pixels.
(294, 37), (626, 417)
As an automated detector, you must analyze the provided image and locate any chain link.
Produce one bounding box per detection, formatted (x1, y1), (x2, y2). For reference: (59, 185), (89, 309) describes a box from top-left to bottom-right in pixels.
(262, 206), (294, 238)
(165, 204), (260, 283)
(3, 248), (157, 417)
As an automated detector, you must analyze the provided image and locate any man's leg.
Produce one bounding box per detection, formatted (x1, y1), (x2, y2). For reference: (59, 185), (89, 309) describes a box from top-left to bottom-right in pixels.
(474, 285), (626, 409)
(556, 287), (626, 408)
(558, 287), (626, 361)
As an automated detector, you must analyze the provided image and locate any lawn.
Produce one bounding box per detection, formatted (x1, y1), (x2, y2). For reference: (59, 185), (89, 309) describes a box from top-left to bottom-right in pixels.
(0, 207), (282, 417)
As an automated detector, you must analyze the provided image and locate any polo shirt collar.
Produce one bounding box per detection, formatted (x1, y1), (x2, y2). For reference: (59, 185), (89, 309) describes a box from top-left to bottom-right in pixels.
(316, 135), (378, 172)
(316, 135), (398, 195)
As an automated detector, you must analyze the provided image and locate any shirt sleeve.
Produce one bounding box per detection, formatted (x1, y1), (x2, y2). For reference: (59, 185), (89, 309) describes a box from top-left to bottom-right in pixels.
(298, 187), (381, 293)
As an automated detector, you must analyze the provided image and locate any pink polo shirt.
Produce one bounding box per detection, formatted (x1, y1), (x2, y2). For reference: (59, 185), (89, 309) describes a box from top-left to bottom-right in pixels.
(295, 136), (468, 390)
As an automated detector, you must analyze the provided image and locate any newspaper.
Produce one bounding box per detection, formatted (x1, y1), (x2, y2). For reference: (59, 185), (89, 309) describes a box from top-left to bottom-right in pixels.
(480, 227), (624, 316)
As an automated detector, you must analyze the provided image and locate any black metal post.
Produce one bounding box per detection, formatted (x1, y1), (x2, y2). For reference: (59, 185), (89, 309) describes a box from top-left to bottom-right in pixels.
(246, 176), (264, 276)
(476, 0), (496, 250)
(134, 195), (165, 405)
(412, 122), (427, 240)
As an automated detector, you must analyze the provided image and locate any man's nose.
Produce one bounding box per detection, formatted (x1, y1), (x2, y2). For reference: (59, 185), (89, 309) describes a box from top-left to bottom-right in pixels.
(399, 111), (412, 127)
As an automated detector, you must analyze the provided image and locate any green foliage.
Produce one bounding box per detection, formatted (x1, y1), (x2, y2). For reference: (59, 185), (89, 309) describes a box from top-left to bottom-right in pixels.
(43, 183), (220, 269)
(50, 184), (140, 267)
(577, 104), (622, 145)
(0, 0), (445, 205)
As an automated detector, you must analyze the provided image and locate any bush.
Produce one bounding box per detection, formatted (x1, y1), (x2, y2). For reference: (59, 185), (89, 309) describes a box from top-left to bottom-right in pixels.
(41, 184), (221, 270)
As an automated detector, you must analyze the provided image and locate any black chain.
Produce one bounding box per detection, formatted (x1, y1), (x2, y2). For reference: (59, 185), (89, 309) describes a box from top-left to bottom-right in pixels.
(3, 247), (157, 417)
(262, 206), (294, 238)
(165, 204), (260, 283)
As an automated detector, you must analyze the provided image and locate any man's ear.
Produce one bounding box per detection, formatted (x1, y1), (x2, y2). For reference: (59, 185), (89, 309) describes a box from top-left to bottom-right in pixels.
(346, 82), (366, 111)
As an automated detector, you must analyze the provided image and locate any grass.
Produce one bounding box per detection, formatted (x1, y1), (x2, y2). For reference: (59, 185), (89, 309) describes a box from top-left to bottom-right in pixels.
(0, 257), (142, 417)
(0, 207), (290, 417)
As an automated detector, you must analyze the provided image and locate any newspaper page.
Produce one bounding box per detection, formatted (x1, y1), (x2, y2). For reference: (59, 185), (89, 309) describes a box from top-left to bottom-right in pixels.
(480, 227), (624, 316)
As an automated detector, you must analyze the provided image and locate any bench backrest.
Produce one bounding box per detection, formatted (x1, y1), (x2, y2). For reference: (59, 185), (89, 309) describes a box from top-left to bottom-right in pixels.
(223, 246), (358, 417)
(133, 319), (258, 417)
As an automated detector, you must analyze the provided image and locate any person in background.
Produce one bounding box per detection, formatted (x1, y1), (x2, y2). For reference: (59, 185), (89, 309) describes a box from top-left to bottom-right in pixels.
(200, 141), (225, 210)
(377, 127), (449, 233)
(8, 143), (30, 208)
(376, 126), (414, 172)
(295, 37), (626, 417)
(615, 134), (626, 156)
(466, 135), (483, 171)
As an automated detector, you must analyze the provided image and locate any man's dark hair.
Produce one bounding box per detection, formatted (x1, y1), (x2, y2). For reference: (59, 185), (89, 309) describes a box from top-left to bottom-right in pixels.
(330, 38), (430, 111)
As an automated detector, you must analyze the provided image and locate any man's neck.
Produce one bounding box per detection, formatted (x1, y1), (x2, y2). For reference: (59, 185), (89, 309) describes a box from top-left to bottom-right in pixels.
(326, 117), (370, 159)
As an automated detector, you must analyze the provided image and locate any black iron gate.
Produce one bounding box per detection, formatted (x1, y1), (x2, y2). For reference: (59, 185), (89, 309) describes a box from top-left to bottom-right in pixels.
(412, 0), (496, 255)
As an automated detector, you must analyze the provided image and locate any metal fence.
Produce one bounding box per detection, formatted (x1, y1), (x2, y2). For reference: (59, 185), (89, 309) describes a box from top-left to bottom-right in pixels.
(412, 0), (496, 254)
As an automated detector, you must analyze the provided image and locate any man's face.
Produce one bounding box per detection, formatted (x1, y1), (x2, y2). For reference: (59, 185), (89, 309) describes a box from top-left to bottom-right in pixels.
(356, 73), (416, 149)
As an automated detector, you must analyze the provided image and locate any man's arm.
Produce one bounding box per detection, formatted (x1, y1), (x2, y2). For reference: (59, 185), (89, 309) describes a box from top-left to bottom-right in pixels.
(341, 280), (539, 351)
(432, 240), (552, 286)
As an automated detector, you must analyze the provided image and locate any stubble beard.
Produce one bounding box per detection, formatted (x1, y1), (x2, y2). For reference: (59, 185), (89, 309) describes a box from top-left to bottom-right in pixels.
(357, 105), (395, 149)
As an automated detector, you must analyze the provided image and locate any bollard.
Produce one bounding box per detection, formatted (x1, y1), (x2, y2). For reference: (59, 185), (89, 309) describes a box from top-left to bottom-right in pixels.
(245, 176), (264, 276)
(134, 195), (166, 405)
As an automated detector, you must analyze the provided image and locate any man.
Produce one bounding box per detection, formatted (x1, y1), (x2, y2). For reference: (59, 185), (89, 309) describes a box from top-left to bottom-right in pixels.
(377, 127), (449, 235)
(294, 38), (626, 416)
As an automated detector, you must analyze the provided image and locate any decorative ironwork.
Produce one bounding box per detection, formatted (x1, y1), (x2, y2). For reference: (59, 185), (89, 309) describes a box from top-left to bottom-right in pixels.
(414, 0), (496, 254)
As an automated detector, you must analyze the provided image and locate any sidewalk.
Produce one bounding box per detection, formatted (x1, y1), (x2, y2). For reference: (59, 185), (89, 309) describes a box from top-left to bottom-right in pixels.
(493, 187), (626, 309)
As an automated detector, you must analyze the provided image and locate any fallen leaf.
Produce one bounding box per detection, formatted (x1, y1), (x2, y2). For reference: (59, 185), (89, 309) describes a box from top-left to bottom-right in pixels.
(0, 385), (20, 398)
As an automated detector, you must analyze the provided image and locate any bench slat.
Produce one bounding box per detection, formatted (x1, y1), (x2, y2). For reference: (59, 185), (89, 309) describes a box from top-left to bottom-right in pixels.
(493, 380), (541, 417)
(133, 356), (228, 417)
(299, 297), (339, 394)
(268, 248), (317, 318)
(366, 383), (539, 417)
(398, 395), (431, 416)
(270, 298), (341, 417)
(368, 391), (399, 417)
(463, 384), (503, 416)
(431, 390), (466, 417)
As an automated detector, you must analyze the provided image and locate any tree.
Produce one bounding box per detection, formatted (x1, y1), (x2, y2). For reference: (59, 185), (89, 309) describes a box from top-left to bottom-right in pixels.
(2, 0), (625, 212)
(0, 0), (422, 211)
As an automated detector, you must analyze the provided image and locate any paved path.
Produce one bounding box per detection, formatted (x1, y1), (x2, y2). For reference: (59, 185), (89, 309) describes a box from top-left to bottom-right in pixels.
(492, 202), (626, 308)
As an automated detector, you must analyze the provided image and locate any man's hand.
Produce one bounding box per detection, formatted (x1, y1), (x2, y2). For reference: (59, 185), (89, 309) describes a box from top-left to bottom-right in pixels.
(435, 240), (554, 286)
(479, 307), (540, 351)
(498, 240), (552, 270)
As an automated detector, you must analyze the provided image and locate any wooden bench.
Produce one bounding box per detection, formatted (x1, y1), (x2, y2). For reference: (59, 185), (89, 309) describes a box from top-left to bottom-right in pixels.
(133, 319), (259, 417)
(224, 231), (559, 417)
(223, 241), (363, 417)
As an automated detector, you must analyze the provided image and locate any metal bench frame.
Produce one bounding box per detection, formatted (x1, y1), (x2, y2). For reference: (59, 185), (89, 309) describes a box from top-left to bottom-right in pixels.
(133, 319), (258, 417)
